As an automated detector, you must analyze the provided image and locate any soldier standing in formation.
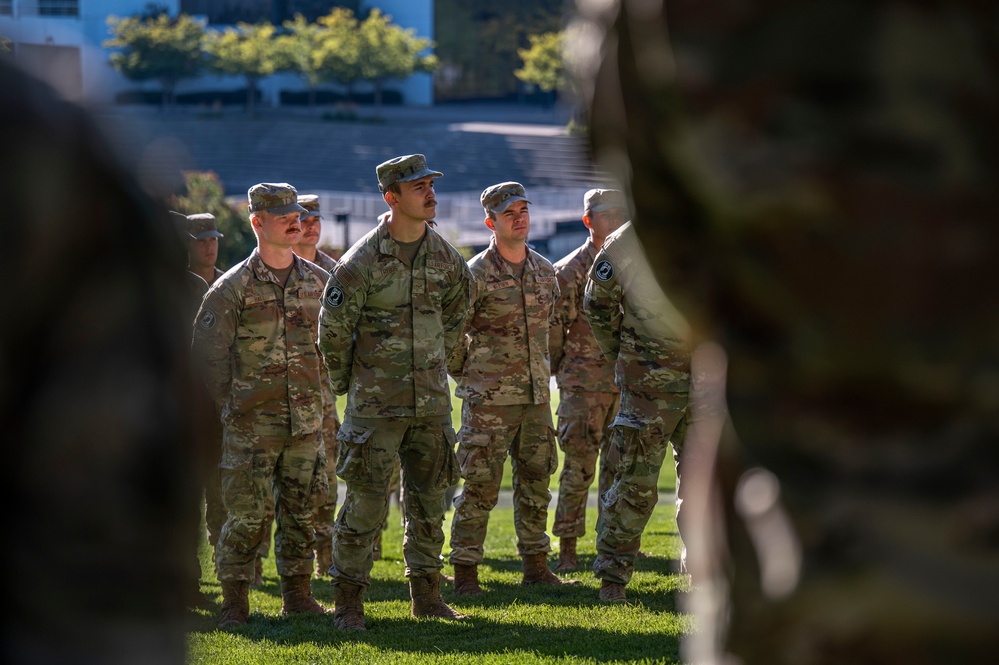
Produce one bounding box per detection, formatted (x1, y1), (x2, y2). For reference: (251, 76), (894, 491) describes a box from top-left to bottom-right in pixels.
(584, 221), (692, 602)
(549, 189), (627, 571)
(194, 183), (331, 627)
(318, 154), (471, 630)
(292, 193), (342, 579)
(448, 182), (577, 595)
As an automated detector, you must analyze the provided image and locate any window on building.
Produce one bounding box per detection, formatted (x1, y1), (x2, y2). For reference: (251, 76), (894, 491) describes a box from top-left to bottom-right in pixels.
(39, 0), (79, 17)
(0, 1), (14, 16)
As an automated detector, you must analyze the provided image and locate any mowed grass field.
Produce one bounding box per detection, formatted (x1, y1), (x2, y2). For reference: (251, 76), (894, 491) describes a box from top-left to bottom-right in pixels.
(187, 388), (689, 663)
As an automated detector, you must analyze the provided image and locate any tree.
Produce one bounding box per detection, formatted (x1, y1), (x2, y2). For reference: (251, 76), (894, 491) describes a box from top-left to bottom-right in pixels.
(515, 31), (565, 99)
(104, 12), (206, 109)
(277, 14), (324, 106)
(357, 9), (438, 112)
(279, 8), (365, 106)
(168, 171), (253, 271)
(204, 22), (282, 115)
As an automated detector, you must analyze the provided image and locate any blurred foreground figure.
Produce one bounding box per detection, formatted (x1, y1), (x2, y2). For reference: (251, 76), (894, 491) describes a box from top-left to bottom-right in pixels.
(0, 61), (198, 663)
(570, 1), (999, 663)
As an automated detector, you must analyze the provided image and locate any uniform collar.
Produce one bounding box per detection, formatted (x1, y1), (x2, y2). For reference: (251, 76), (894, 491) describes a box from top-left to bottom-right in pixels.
(248, 247), (304, 284)
(486, 236), (537, 277)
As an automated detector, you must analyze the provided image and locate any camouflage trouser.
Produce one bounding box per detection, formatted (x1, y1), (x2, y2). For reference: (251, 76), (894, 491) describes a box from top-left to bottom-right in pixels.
(215, 426), (327, 581)
(553, 390), (620, 538)
(255, 417), (339, 563)
(313, 417), (340, 556)
(331, 414), (459, 587)
(594, 392), (687, 585)
(450, 401), (558, 566)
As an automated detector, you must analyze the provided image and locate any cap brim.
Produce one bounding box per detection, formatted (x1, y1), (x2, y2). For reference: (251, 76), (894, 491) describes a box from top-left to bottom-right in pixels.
(301, 211), (322, 220)
(193, 230), (224, 240)
(265, 203), (309, 215)
(398, 167), (444, 183)
(489, 195), (531, 214)
(589, 203), (625, 213)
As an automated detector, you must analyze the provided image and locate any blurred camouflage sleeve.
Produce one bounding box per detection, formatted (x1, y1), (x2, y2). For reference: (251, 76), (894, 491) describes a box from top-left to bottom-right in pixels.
(447, 276), (479, 378)
(317, 262), (366, 394)
(583, 267), (622, 363)
(192, 284), (240, 405)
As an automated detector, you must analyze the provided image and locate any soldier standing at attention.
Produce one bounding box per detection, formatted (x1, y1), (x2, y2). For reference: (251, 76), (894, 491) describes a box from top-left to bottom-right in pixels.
(318, 154), (471, 631)
(173, 212), (229, 566)
(194, 183), (331, 627)
(549, 189), (627, 571)
(292, 193), (341, 579)
(584, 220), (691, 603)
(448, 182), (577, 595)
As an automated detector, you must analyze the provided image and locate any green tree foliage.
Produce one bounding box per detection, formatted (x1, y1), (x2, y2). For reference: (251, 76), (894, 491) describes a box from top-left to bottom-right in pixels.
(358, 9), (438, 111)
(515, 31), (565, 93)
(204, 22), (282, 115)
(169, 172), (253, 270)
(277, 13), (325, 106)
(435, 0), (564, 100)
(104, 12), (206, 109)
(308, 8), (365, 103)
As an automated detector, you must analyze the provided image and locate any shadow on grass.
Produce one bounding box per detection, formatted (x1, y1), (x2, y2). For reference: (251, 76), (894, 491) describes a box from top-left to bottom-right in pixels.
(191, 608), (685, 663)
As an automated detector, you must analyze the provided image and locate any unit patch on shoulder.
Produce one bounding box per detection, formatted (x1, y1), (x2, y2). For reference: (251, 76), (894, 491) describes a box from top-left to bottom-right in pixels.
(594, 260), (615, 282)
(324, 285), (345, 309)
(198, 309), (218, 331)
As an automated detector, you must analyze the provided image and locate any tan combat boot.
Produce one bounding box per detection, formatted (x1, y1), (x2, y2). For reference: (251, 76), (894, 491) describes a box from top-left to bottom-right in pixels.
(555, 536), (577, 571)
(410, 573), (467, 620)
(599, 580), (627, 602)
(315, 540), (332, 578)
(280, 575), (328, 615)
(521, 553), (581, 586)
(332, 581), (367, 631)
(218, 580), (250, 628)
(453, 563), (483, 596)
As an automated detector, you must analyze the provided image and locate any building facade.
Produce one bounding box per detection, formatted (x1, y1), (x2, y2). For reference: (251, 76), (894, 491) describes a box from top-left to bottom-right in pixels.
(0, 0), (434, 105)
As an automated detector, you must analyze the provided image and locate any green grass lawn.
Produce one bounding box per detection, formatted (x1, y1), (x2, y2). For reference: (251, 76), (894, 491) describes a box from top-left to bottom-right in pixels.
(189, 499), (693, 664)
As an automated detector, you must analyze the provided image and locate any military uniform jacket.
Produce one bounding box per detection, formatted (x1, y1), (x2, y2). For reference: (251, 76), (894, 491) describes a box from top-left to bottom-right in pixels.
(312, 250), (337, 273)
(451, 237), (559, 405)
(550, 236), (618, 394)
(193, 248), (329, 437)
(584, 222), (691, 404)
(317, 220), (472, 418)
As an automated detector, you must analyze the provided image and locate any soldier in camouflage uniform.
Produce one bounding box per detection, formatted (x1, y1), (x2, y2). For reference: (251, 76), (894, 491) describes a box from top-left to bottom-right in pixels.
(193, 183), (331, 628)
(448, 182), (578, 595)
(584, 220), (691, 603)
(550, 189), (626, 571)
(318, 154), (471, 630)
(291, 193), (341, 579)
(172, 211), (229, 574)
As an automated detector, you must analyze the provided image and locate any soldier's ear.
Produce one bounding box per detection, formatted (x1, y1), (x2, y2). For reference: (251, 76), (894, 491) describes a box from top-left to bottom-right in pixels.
(582, 213), (593, 230)
(484, 216), (495, 231)
(384, 190), (397, 207)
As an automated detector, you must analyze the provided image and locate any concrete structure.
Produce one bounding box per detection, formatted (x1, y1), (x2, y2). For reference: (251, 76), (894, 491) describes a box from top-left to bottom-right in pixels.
(0, 0), (435, 105)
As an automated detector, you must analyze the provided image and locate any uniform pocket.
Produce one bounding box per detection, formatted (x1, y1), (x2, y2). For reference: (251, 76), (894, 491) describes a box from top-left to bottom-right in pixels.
(439, 426), (461, 489)
(335, 422), (374, 483)
(456, 431), (492, 484)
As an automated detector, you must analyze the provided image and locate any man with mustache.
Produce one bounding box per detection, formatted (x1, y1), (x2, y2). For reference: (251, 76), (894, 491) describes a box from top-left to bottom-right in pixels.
(448, 182), (575, 595)
(318, 155), (472, 630)
(194, 183), (331, 627)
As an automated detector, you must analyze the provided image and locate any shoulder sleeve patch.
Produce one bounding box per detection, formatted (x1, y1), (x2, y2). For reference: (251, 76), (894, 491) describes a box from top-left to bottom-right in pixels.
(594, 259), (615, 282)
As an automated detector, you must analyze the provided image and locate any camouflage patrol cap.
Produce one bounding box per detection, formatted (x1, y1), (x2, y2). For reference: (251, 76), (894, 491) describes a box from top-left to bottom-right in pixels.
(584, 188), (626, 213)
(481, 181), (531, 215)
(298, 194), (321, 219)
(169, 210), (224, 239)
(376, 154), (443, 192)
(247, 182), (308, 215)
